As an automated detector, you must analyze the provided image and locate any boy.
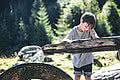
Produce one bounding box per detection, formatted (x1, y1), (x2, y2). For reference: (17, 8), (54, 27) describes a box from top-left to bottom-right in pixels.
(64, 12), (99, 80)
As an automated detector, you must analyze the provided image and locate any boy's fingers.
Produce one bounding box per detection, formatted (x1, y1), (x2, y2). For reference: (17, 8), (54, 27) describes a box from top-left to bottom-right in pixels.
(82, 22), (88, 27)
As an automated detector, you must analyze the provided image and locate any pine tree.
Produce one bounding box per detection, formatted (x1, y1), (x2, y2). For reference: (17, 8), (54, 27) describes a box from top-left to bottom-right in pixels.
(107, 3), (120, 35)
(101, 1), (120, 36)
(17, 18), (28, 47)
(0, 12), (20, 56)
(54, 0), (72, 43)
(55, 11), (70, 43)
(28, 0), (53, 46)
(97, 0), (108, 10)
(96, 12), (109, 37)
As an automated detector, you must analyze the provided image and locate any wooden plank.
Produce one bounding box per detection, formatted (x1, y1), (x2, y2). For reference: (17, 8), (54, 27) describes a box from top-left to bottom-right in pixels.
(42, 36), (120, 54)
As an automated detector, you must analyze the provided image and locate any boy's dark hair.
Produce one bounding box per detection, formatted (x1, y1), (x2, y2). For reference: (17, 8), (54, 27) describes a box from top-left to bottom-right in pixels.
(81, 12), (96, 29)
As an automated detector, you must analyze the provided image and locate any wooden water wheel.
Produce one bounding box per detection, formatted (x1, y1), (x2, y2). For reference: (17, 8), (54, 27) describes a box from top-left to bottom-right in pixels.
(0, 63), (73, 80)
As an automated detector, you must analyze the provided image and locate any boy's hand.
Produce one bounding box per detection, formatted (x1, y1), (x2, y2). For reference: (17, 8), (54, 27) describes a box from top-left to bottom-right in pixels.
(79, 22), (89, 32)
(80, 22), (89, 28)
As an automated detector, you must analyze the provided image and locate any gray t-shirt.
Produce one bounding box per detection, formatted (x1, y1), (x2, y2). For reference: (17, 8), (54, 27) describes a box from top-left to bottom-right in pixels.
(64, 26), (99, 68)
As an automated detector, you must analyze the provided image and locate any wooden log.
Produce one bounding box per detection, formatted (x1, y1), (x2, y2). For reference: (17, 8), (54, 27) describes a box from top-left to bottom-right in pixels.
(42, 36), (120, 54)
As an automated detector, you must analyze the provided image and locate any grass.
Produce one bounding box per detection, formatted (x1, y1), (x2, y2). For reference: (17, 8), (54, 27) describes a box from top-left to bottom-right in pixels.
(47, 54), (74, 78)
(0, 51), (119, 79)
(46, 51), (119, 78)
(0, 57), (18, 70)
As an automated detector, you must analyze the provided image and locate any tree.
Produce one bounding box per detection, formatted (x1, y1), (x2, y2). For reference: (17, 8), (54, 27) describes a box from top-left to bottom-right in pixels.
(54, 11), (70, 43)
(96, 12), (109, 37)
(27, 0), (53, 46)
(107, 3), (120, 35)
(114, 0), (120, 9)
(0, 0), (10, 13)
(57, 0), (100, 28)
(97, 0), (108, 10)
(43, 0), (60, 30)
(0, 11), (19, 56)
(9, 0), (34, 25)
(101, 1), (120, 36)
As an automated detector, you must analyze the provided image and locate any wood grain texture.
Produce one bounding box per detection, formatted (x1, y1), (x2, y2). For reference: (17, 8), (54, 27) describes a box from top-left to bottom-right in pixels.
(42, 36), (120, 54)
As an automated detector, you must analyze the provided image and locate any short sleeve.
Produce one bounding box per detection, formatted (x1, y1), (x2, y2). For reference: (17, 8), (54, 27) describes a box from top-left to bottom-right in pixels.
(64, 29), (74, 41)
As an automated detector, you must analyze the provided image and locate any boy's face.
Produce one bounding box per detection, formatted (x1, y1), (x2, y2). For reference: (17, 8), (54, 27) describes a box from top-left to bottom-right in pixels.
(79, 22), (92, 32)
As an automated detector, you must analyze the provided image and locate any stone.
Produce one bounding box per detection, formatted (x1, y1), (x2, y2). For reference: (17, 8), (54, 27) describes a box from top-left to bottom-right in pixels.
(91, 51), (120, 80)
(17, 45), (45, 63)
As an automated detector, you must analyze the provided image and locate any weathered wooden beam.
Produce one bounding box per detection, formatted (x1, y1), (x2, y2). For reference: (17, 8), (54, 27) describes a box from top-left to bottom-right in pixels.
(42, 36), (120, 54)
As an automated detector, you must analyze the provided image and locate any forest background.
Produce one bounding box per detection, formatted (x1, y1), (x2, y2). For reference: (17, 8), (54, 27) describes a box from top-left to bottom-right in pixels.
(0, 0), (120, 78)
(0, 0), (120, 56)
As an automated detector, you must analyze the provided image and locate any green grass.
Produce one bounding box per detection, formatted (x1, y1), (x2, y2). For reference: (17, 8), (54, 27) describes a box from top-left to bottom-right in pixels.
(0, 51), (119, 79)
(0, 57), (19, 70)
(47, 54), (74, 78)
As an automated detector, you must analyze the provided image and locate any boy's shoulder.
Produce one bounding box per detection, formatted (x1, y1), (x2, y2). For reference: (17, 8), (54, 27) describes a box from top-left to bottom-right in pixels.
(71, 25), (79, 31)
(73, 25), (79, 29)
(67, 26), (79, 35)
